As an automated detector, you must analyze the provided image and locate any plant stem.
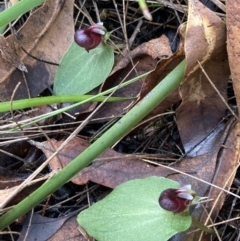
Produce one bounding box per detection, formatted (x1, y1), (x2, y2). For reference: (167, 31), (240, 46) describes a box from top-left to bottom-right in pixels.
(0, 95), (133, 112)
(0, 60), (186, 230)
(192, 217), (216, 235)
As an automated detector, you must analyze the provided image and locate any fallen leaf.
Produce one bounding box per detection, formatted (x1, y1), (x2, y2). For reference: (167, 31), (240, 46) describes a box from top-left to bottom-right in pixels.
(0, 181), (44, 208)
(47, 216), (85, 241)
(226, 0), (240, 112)
(205, 120), (240, 220)
(175, 0), (229, 155)
(31, 138), (175, 187)
(111, 35), (173, 74)
(30, 135), (225, 192)
(0, 35), (27, 72)
(0, 167), (26, 189)
(0, 0), (74, 101)
(126, 24), (185, 132)
(17, 212), (70, 241)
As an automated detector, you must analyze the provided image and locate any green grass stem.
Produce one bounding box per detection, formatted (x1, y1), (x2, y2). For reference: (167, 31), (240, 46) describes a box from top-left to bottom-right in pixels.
(0, 95), (133, 113)
(0, 0), (45, 28)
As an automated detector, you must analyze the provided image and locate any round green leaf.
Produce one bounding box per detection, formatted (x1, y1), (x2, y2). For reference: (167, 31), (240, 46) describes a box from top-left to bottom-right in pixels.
(53, 42), (114, 95)
(77, 176), (192, 241)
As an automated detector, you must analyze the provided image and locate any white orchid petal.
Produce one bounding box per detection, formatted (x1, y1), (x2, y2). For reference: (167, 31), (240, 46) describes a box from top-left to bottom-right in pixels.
(92, 28), (105, 35)
(178, 193), (193, 200)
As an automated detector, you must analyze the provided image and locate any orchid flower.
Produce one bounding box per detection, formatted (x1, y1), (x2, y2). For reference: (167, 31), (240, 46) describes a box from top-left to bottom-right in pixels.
(74, 22), (106, 52)
(158, 185), (196, 214)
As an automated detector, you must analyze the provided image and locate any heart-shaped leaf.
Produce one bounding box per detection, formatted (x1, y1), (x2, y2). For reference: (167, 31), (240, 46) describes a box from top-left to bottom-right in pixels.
(53, 42), (114, 95)
(77, 176), (192, 241)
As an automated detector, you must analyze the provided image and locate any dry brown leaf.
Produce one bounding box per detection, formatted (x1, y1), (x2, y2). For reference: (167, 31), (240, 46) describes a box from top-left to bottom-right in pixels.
(33, 132), (235, 195)
(226, 1), (240, 113)
(0, 0), (73, 101)
(207, 120), (240, 218)
(0, 167), (26, 188)
(33, 138), (174, 188)
(170, 0), (235, 240)
(47, 216), (85, 241)
(137, 52), (184, 119)
(111, 35), (173, 74)
(0, 181), (43, 208)
(18, 213), (70, 241)
(176, 0), (229, 155)
(0, 35), (27, 72)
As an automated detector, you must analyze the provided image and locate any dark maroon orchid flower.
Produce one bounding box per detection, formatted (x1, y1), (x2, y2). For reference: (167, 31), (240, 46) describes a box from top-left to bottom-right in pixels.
(74, 22), (106, 52)
(159, 185), (195, 214)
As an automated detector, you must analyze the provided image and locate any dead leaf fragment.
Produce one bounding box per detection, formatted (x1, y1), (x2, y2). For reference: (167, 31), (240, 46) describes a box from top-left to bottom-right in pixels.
(32, 138), (175, 188)
(0, 35), (27, 72)
(176, 0), (229, 155)
(0, 0), (74, 101)
(18, 213), (70, 241)
(0, 181), (44, 208)
(0, 167), (26, 189)
(112, 35), (173, 74)
(48, 216), (85, 241)
(226, 0), (240, 113)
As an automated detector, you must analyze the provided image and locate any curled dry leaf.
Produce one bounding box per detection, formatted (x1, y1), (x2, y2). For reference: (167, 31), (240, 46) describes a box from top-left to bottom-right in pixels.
(111, 35), (173, 74)
(175, 0), (229, 155)
(169, 0), (235, 240)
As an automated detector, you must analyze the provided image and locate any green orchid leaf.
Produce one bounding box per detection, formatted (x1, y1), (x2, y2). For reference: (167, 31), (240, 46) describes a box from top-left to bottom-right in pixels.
(77, 176), (192, 241)
(53, 42), (114, 95)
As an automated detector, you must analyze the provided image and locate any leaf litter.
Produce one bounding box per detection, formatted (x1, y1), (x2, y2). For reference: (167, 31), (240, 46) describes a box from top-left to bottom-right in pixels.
(0, 0), (240, 240)
(0, 0), (73, 101)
